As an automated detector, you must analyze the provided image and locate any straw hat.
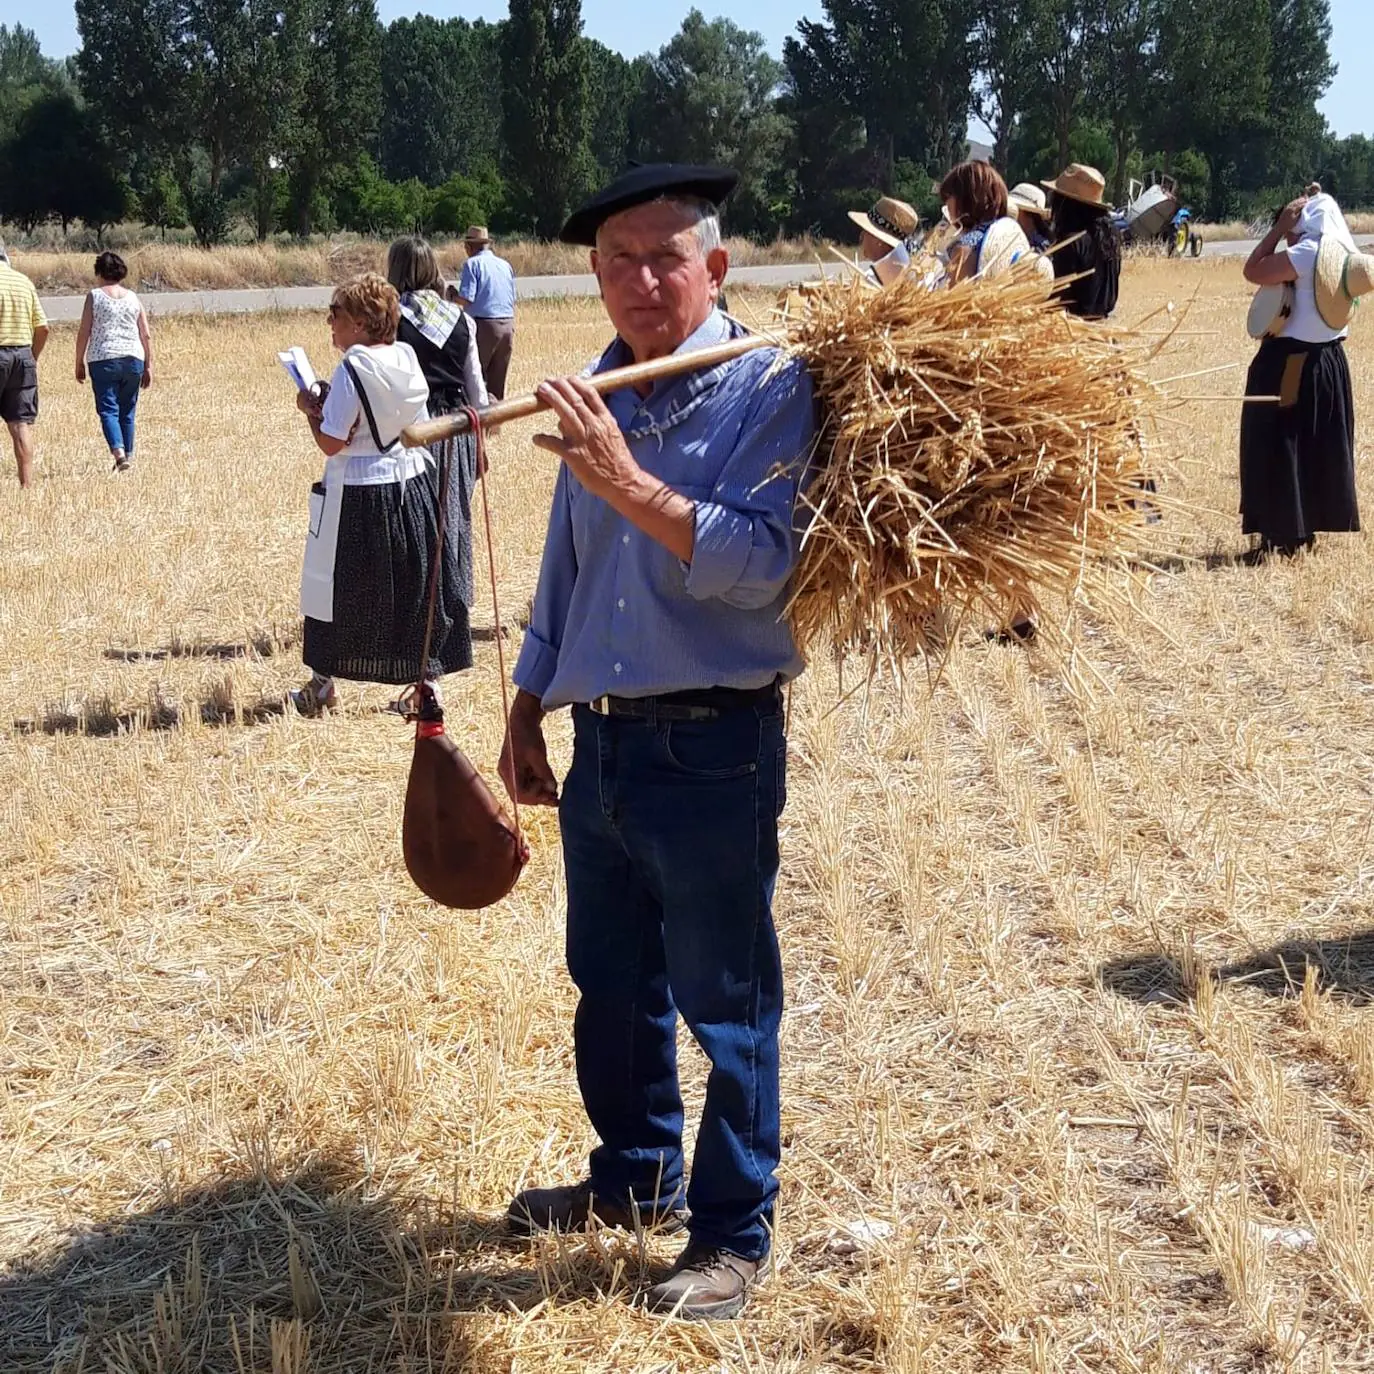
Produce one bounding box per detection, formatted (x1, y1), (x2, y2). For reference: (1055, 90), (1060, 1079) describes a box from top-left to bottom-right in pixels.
(848, 196), (920, 251)
(464, 225), (492, 245)
(1314, 236), (1374, 330)
(1042, 164), (1111, 211)
(1246, 283), (1294, 340)
(978, 217), (1031, 277)
(1008, 183), (1050, 220)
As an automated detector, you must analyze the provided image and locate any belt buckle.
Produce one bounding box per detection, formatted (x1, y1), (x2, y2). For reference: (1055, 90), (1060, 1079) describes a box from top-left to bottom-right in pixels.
(589, 696), (609, 716)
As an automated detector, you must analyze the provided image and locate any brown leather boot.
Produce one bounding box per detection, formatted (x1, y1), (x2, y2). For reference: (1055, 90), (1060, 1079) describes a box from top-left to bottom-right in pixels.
(646, 1240), (766, 1320)
(506, 1180), (687, 1237)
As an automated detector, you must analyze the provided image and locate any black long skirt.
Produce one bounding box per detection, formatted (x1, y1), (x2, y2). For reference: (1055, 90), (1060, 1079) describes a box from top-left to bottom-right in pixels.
(1240, 336), (1357, 544)
(303, 433), (477, 684)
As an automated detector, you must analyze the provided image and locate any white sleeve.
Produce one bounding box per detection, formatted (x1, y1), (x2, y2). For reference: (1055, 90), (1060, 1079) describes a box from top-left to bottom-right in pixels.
(462, 314), (489, 407)
(320, 359), (360, 442)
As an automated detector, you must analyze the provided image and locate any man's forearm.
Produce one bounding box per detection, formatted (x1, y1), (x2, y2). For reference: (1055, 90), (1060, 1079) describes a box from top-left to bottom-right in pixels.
(31, 328), (48, 360)
(603, 468), (696, 562)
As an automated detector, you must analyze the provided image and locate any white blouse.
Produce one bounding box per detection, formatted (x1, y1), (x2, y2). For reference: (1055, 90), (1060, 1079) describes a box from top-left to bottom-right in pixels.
(86, 288), (145, 362)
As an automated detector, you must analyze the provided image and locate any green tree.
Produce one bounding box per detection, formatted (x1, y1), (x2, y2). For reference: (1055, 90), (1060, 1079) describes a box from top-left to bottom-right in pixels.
(501, 0), (592, 238)
(283, 0), (383, 236)
(1087, 0), (1158, 203)
(1027, 0), (1095, 170)
(1153, 0), (1271, 218)
(784, 0), (973, 192)
(973, 0), (1048, 171)
(0, 90), (128, 235)
(585, 42), (648, 180)
(137, 168), (188, 239)
(632, 11), (792, 236)
(380, 17), (504, 185)
(1260, 0), (1334, 190)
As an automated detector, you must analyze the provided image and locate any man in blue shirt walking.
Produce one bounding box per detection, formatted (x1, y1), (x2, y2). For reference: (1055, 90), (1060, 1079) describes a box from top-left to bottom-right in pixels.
(455, 225), (516, 399)
(499, 164), (817, 1320)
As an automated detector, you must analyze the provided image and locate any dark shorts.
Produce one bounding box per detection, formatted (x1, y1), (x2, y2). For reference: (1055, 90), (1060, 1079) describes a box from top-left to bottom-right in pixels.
(0, 346), (37, 424)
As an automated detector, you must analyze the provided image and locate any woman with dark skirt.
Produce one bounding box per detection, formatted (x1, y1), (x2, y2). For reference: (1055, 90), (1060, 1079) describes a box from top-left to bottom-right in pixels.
(293, 272), (473, 714)
(1239, 193), (1359, 562)
(1043, 164), (1121, 320)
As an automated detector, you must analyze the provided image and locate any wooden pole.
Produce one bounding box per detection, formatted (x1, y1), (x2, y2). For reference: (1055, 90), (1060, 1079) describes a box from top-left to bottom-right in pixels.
(401, 334), (774, 447)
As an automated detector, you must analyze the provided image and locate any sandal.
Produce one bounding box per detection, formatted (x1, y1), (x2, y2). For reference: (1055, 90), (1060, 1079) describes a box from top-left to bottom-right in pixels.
(290, 676), (337, 717)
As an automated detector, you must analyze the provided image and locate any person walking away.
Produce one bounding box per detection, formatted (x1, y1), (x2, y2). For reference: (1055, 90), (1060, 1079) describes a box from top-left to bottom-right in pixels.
(499, 163), (817, 1320)
(940, 162), (1029, 284)
(1238, 192), (1369, 562)
(455, 226), (516, 401)
(293, 273), (472, 715)
(74, 252), (152, 472)
(847, 195), (921, 286)
(0, 243), (49, 488)
(1042, 164), (1121, 319)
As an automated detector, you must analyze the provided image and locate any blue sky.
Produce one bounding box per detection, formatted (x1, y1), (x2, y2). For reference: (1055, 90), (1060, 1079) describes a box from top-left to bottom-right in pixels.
(7, 0), (1371, 138)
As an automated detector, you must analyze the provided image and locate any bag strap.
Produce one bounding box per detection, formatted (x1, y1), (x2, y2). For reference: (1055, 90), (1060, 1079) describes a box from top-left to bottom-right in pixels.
(342, 356), (399, 453)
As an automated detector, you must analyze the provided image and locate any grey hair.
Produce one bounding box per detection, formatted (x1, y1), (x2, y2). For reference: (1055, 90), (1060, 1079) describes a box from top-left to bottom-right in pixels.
(0, 243), (9, 264)
(596, 195), (722, 255)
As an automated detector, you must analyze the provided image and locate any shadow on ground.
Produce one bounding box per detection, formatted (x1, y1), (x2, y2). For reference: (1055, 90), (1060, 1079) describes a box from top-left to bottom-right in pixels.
(1099, 929), (1374, 1007)
(13, 693), (288, 737)
(102, 630), (299, 663)
(0, 1152), (675, 1373)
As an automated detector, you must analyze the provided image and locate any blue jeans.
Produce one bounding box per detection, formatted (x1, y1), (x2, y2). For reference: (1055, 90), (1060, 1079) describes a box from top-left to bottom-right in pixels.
(559, 699), (786, 1261)
(89, 356), (144, 455)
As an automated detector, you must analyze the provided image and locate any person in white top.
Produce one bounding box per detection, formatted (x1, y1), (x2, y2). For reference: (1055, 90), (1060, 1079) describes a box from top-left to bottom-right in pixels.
(292, 273), (473, 715)
(1239, 191), (1358, 562)
(74, 251), (151, 473)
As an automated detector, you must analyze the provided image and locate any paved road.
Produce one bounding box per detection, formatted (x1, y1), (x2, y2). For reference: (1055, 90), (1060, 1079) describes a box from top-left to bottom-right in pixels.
(37, 261), (850, 322)
(36, 237), (1374, 321)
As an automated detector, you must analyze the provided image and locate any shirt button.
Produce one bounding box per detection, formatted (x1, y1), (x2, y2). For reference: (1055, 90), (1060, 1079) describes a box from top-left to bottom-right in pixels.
(617, 598), (625, 610)
(622, 533), (630, 545)
(614, 663), (623, 674)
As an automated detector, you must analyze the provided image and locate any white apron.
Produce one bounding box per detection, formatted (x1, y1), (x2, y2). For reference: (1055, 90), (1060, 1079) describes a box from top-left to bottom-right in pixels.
(300, 477), (344, 622)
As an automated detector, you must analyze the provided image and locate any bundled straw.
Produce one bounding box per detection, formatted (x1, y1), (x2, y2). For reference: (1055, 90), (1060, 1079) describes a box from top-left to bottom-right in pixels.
(780, 264), (1161, 661)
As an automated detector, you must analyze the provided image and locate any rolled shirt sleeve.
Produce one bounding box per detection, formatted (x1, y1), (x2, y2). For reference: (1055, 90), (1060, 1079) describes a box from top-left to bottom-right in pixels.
(30, 284), (46, 331)
(683, 358), (816, 610)
(461, 314), (489, 406)
(513, 465), (578, 702)
(458, 258), (479, 303)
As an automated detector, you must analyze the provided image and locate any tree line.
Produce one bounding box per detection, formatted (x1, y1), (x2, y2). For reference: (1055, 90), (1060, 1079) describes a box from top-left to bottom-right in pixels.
(0, 0), (1369, 248)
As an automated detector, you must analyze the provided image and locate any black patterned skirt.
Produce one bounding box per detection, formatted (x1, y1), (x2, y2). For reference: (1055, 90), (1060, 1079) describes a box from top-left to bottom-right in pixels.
(1240, 337), (1357, 543)
(303, 433), (477, 684)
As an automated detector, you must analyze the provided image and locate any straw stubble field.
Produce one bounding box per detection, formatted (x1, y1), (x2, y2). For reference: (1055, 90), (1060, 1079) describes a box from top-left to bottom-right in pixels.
(1, 260), (1373, 1372)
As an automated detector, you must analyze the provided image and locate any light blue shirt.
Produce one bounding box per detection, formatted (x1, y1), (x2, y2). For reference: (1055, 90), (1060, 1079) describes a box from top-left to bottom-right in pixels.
(457, 248), (516, 319)
(513, 310), (817, 710)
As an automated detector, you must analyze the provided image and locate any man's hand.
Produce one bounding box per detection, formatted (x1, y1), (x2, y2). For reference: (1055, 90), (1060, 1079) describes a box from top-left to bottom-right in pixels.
(500, 690), (559, 807)
(140, 365), (152, 390)
(75, 360), (86, 384)
(533, 376), (641, 500)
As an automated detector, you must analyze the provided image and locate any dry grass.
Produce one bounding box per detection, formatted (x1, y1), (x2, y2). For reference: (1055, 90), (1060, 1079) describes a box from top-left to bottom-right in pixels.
(2, 259), (1374, 1371)
(1195, 212), (1374, 242)
(12, 236), (832, 295)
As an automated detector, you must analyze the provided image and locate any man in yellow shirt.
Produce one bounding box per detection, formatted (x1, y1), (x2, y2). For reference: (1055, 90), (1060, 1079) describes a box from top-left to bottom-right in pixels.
(0, 246), (49, 488)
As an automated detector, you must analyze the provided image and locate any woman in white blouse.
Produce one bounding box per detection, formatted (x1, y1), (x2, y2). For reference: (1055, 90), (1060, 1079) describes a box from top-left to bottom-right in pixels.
(74, 251), (152, 473)
(1239, 192), (1358, 561)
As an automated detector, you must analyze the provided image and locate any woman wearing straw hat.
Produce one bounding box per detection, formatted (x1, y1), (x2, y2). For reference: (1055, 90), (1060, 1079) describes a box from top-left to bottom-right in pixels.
(938, 161), (1030, 283)
(848, 195), (921, 287)
(1043, 164), (1121, 319)
(1238, 192), (1369, 561)
(1008, 183), (1056, 283)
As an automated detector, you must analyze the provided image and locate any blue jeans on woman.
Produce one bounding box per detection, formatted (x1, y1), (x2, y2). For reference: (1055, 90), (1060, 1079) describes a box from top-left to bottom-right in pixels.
(558, 697), (787, 1261)
(89, 356), (144, 455)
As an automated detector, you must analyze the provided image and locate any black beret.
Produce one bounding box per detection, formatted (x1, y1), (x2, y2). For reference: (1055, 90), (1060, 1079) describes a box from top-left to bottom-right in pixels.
(559, 162), (739, 246)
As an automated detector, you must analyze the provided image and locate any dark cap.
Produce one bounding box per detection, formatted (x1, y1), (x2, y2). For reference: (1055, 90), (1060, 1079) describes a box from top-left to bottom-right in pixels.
(559, 162), (739, 246)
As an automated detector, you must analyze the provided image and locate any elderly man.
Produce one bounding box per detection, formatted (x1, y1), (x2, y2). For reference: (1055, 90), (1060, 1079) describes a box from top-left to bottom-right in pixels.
(499, 164), (816, 1320)
(455, 225), (516, 400)
(0, 244), (48, 487)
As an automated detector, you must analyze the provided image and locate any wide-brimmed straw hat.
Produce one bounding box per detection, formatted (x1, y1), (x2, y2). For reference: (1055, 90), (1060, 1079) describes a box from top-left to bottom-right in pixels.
(848, 196), (920, 250)
(464, 225), (492, 245)
(978, 217), (1031, 277)
(1246, 283), (1295, 340)
(1042, 164), (1111, 211)
(1008, 183), (1050, 220)
(1314, 235), (1374, 330)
